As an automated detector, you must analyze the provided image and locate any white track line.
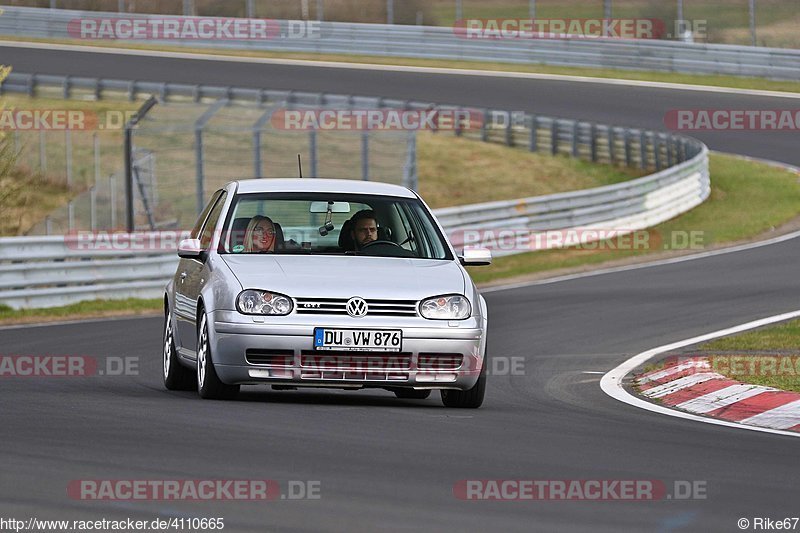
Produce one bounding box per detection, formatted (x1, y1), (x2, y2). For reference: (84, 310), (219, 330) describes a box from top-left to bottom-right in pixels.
(600, 310), (800, 438)
(2, 39), (800, 99)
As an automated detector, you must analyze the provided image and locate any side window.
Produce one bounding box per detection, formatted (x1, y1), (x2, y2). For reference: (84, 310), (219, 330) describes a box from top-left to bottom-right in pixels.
(190, 190), (223, 240)
(199, 192), (228, 250)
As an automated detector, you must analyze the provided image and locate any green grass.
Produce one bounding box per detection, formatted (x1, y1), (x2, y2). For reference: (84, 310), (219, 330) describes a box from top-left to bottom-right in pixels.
(703, 320), (800, 352)
(0, 298), (162, 325)
(693, 319), (800, 392)
(467, 153), (800, 284)
(3, 36), (800, 94)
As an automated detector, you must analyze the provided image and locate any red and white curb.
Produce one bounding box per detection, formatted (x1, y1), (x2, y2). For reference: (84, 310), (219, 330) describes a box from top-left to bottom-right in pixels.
(635, 357), (800, 432)
(601, 310), (800, 438)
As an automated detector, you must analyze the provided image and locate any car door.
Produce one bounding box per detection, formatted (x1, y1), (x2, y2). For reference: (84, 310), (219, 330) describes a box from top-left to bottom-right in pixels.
(175, 190), (226, 356)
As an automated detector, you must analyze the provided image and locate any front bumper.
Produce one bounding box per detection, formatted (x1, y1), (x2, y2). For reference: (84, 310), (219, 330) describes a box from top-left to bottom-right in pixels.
(209, 310), (485, 390)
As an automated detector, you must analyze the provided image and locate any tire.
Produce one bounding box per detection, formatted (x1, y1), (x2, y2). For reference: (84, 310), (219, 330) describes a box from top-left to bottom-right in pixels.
(196, 312), (240, 400)
(163, 308), (195, 391)
(440, 355), (486, 409)
(392, 388), (431, 400)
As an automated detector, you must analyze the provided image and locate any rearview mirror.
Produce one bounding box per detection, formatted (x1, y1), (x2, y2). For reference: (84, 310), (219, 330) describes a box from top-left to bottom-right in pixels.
(177, 238), (203, 259)
(459, 247), (492, 266)
(309, 201), (351, 213)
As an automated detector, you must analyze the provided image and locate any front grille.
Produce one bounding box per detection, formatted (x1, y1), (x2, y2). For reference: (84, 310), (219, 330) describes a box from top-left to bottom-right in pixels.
(299, 350), (411, 381)
(245, 349), (294, 366)
(295, 297), (418, 317)
(300, 351), (412, 370)
(418, 353), (464, 371)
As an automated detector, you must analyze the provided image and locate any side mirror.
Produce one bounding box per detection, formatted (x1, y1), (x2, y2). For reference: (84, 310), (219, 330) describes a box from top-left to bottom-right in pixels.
(459, 247), (492, 266)
(177, 238), (203, 259)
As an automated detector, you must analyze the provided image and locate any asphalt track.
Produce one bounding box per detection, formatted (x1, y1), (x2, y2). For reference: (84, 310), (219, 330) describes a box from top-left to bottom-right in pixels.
(1, 44), (799, 532)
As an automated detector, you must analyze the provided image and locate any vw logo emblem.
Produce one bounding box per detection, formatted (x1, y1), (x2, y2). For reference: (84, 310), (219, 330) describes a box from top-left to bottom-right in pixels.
(346, 297), (368, 318)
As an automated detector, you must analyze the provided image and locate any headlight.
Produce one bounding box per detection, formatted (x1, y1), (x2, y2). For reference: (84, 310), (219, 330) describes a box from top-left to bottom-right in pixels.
(237, 290), (293, 316)
(419, 294), (471, 320)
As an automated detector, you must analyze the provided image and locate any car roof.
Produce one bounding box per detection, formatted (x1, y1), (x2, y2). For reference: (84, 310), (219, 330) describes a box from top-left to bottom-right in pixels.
(233, 178), (417, 198)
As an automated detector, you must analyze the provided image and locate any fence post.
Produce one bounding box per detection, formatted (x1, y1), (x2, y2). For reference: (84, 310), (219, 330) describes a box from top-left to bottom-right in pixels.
(624, 129), (632, 166)
(386, 0), (393, 24)
(608, 126), (615, 164)
(505, 112), (513, 147)
(309, 128), (318, 177)
(528, 114), (537, 152)
(402, 131), (417, 191)
(246, 0), (254, 18)
(90, 186), (97, 231)
(570, 121), (579, 157)
(65, 130), (72, 187)
(110, 175), (117, 229)
(195, 127), (204, 214)
(93, 133), (100, 187)
(590, 123), (598, 162)
(654, 134), (662, 170)
(68, 200), (74, 232)
(39, 131), (46, 173)
(45, 216), (52, 236)
(317, 0), (324, 20)
(550, 120), (558, 155)
(639, 130), (647, 169)
(253, 130), (262, 177)
(125, 126), (134, 231)
(361, 131), (369, 181)
(480, 109), (488, 142)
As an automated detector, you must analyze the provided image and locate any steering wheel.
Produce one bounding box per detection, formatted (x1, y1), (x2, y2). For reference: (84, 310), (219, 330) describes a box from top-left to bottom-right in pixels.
(360, 239), (402, 250)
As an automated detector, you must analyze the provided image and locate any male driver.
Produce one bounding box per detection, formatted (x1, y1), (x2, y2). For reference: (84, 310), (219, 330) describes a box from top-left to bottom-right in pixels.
(350, 209), (378, 250)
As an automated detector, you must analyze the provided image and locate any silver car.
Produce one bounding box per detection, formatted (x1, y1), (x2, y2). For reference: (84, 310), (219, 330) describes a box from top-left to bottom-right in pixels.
(163, 179), (491, 407)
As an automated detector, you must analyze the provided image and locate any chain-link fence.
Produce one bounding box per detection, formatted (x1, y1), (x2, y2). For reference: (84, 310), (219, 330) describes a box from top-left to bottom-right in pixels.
(17, 98), (415, 234)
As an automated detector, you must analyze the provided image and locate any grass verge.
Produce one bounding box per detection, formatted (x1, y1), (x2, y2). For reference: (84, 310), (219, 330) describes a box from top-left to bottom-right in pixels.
(3, 36), (800, 95)
(689, 319), (800, 392)
(0, 298), (163, 326)
(467, 153), (800, 284)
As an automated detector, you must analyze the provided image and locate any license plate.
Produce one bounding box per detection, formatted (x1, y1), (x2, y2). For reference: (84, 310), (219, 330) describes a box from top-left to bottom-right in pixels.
(314, 328), (402, 352)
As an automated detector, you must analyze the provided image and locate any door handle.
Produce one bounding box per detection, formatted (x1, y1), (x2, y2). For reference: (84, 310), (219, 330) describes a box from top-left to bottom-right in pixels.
(180, 272), (187, 283)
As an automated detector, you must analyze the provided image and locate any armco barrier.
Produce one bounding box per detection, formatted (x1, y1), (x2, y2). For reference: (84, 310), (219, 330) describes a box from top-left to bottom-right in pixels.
(0, 140), (708, 309)
(0, 6), (798, 80)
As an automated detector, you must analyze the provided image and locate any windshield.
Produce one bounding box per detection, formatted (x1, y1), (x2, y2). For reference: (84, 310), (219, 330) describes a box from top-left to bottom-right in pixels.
(219, 192), (452, 260)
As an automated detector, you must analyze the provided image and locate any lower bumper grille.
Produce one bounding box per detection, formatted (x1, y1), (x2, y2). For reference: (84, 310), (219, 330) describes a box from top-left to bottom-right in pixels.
(418, 353), (464, 370)
(245, 349), (294, 366)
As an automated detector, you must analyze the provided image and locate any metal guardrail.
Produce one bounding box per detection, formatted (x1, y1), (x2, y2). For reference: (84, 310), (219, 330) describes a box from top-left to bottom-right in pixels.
(0, 6), (799, 80)
(0, 71), (708, 309)
(0, 144), (708, 309)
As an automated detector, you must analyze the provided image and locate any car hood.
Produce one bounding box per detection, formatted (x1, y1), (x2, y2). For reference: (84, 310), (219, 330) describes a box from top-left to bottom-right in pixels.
(221, 255), (466, 300)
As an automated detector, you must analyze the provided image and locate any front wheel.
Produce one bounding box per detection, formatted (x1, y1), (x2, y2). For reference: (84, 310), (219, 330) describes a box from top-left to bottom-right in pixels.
(163, 309), (194, 391)
(197, 312), (240, 400)
(441, 356), (486, 409)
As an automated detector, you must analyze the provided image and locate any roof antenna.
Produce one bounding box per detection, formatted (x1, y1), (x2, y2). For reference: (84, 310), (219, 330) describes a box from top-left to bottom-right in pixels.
(297, 154), (303, 178)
